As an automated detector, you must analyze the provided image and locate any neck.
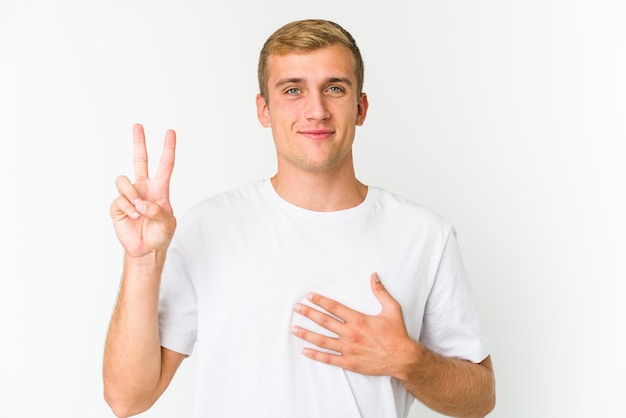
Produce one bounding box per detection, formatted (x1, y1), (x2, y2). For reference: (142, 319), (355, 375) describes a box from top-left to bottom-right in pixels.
(271, 161), (367, 212)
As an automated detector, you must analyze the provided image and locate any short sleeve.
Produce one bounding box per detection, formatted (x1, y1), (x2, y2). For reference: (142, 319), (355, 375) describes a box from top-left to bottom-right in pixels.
(158, 210), (199, 356)
(419, 228), (490, 363)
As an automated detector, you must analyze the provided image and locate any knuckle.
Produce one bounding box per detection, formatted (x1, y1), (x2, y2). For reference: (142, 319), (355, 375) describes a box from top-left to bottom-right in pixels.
(318, 314), (332, 328)
(317, 352), (332, 364)
(391, 302), (403, 315)
(341, 358), (355, 370)
(326, 300), (339, 312)
(344, 329), (361, 344)
(110, 196), (127, 213)
(144, 201), (160, 216)
(312, 334), (327, 346)
(351, 316), (366, 328)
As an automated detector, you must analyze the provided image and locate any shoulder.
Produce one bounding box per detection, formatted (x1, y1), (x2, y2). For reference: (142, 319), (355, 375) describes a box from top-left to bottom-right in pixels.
(366, 186), (456, 248)
(188, 180), (267, 213)
(369, 186), (452, 229)
(173, 180), (269, 232)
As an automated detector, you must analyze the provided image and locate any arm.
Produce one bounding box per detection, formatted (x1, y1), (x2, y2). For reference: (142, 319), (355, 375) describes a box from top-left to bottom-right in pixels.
(103, 124), (184, 418)
(396, 344), (495, 417)
(291, 273), (496, 417)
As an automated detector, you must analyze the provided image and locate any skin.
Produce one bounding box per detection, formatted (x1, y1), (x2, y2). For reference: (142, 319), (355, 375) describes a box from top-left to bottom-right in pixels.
(292, 273), (495, 417)
(103, 45), (495, 417)
(256, 45), (369, 211)
(104, 124), (185, 417)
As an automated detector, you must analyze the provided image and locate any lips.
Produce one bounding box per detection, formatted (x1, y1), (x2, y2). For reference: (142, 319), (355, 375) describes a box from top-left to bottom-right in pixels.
(299, 130), (335, 140)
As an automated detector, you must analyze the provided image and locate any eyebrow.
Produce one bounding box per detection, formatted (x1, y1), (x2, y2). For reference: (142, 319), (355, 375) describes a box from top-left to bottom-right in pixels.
(327, 77), (353, 86)
(275, 77), (304, 88)
(274, 77), (353, 89)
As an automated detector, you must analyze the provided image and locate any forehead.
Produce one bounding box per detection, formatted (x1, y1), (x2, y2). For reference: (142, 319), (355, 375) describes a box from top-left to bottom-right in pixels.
(266, 45), (356, 84)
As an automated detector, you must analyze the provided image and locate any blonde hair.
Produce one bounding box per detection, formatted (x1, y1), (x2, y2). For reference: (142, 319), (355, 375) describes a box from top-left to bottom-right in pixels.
(258, 19), (364, 101)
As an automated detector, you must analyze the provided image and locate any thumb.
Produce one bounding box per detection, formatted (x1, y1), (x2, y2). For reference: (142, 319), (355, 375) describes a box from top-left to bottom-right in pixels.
(135, 199), (177, 235)
(370, 272), (398, 310)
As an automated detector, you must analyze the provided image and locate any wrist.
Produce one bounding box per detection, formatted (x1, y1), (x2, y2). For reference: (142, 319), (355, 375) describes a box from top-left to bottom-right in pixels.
(393, 339), (426, 383)
(123, 250), (167, 270)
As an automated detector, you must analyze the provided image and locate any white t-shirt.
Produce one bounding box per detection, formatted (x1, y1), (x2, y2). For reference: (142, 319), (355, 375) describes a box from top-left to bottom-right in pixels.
(158, 179), (489, 418)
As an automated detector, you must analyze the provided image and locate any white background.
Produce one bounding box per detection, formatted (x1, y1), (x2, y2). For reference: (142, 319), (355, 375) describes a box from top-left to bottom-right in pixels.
(1, 1), (625, 417)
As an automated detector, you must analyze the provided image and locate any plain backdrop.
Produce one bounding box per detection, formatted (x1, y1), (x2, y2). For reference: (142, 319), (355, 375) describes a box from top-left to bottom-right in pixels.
(1, 1), (624, 417)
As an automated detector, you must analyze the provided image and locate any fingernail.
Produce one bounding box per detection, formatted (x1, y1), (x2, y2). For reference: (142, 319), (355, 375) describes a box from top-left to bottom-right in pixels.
(290, 325), (298, 335)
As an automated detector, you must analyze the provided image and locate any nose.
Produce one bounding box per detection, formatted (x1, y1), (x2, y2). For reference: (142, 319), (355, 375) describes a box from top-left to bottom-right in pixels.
(304, 91), (330, 121)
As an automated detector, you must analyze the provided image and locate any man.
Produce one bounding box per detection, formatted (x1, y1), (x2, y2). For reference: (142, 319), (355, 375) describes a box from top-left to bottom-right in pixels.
(104, 19), (495, 418)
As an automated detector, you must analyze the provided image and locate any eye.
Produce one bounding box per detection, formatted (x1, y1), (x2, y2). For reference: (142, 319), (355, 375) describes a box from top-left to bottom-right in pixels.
(327, 85), (345, 94)
(286, 87), (301, 95)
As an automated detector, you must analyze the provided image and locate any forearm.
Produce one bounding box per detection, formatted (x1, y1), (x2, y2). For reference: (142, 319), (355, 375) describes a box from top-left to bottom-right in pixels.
(103, 252), (165, 417)
(396, 341), (495, 417)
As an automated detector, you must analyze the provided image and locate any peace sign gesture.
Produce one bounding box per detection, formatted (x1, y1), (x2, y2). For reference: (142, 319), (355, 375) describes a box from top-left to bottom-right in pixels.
(110, 124), (177, 259)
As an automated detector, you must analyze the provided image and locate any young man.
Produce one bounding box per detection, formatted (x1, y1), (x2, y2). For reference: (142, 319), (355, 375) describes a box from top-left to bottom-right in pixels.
(104, 19), (495, 418)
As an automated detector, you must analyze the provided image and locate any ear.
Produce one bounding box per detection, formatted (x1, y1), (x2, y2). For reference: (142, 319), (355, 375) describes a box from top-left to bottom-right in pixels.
(256, 94), (271, 127)
(355, 92), (369, 126)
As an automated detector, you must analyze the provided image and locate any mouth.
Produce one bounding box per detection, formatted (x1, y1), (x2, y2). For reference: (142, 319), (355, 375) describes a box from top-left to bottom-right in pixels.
(299, 129), (335, 140)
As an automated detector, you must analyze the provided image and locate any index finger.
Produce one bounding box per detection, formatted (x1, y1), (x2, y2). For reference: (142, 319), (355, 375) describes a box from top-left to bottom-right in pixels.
(154, 129), (176, 183)
(132, 123), (149, 180)
(306, 293), (355, 321)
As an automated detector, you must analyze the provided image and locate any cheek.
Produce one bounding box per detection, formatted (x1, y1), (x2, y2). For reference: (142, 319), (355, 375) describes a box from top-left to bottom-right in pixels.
(273, 106), (301, 127)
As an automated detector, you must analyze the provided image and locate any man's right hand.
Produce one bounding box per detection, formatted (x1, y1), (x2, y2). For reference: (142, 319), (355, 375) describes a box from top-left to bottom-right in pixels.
(110, 123), (177, 259)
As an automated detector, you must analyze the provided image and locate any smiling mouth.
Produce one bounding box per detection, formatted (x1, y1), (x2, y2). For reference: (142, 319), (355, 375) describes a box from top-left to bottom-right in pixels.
(299, 130), (335, 140)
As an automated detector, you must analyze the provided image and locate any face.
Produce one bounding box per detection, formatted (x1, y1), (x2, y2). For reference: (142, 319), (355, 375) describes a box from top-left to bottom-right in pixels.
(256, 45), (368, 175)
